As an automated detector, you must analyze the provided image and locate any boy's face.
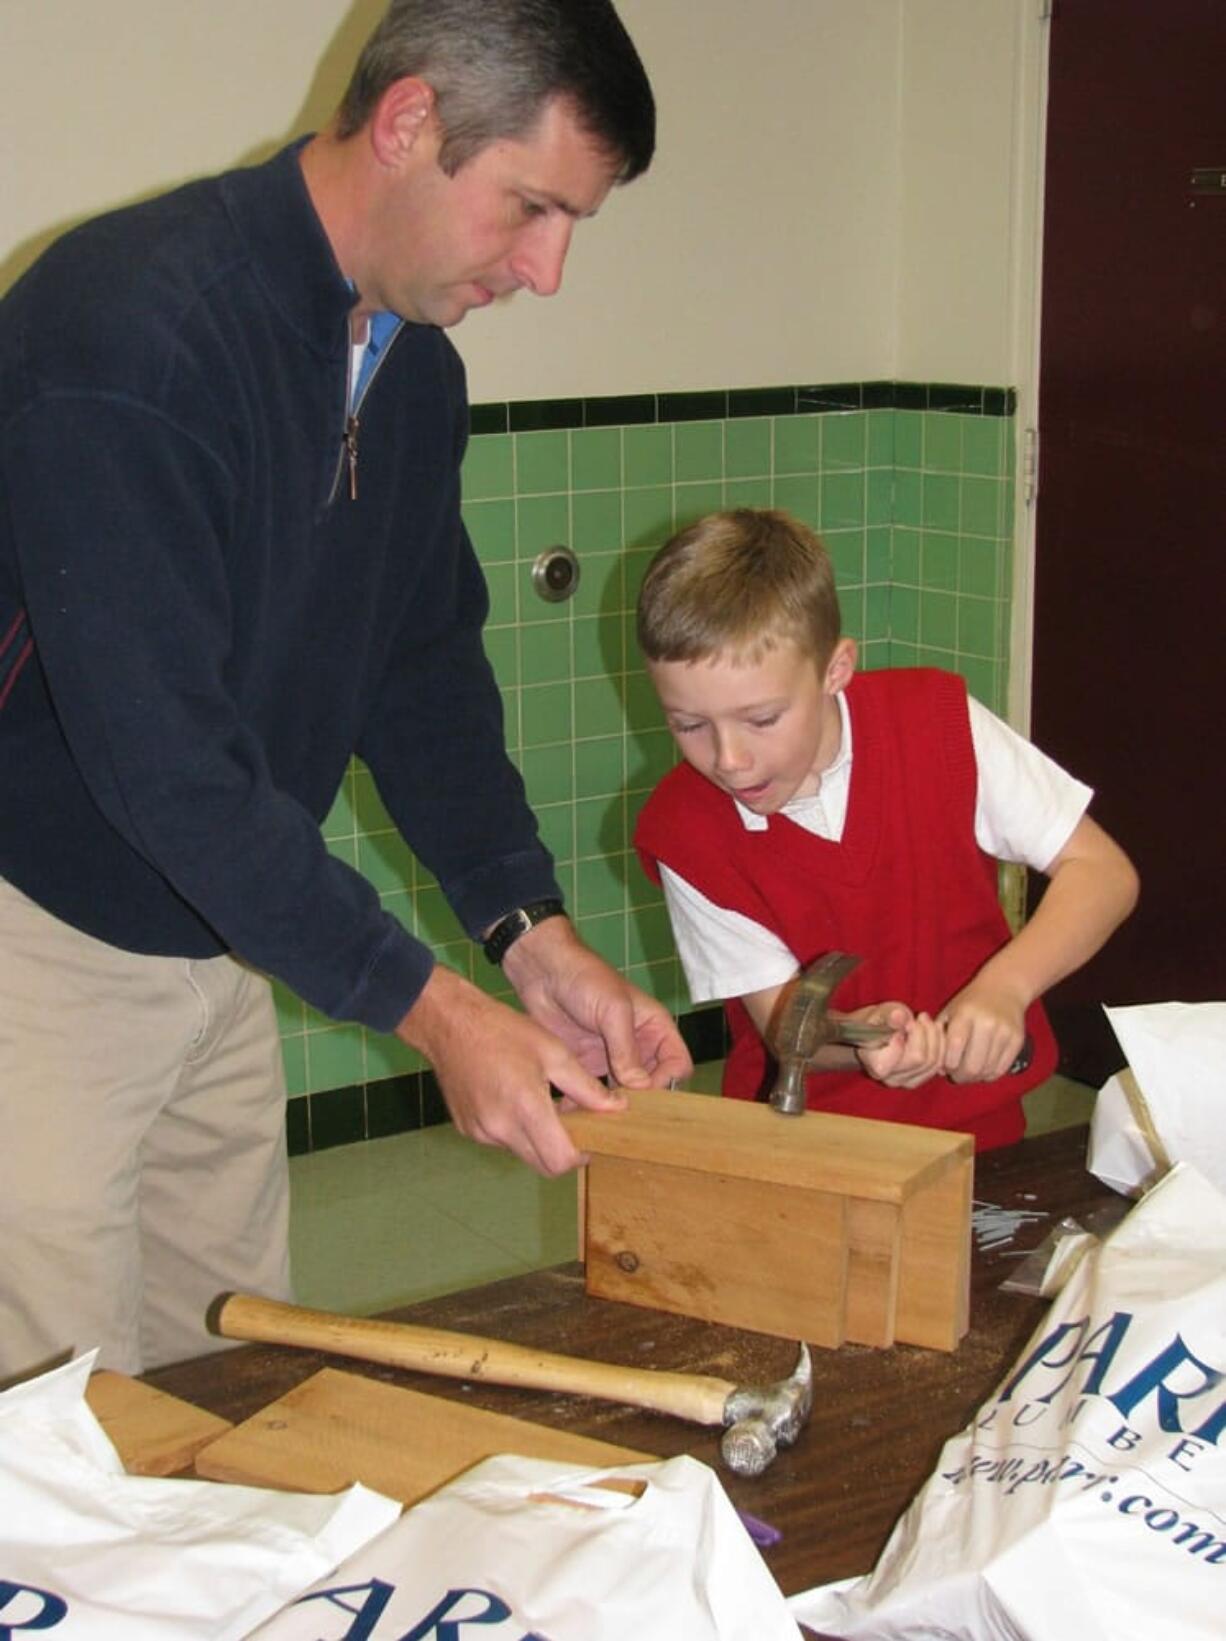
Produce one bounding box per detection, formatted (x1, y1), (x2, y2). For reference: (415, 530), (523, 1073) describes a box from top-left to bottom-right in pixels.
(648, 637), (857, 815)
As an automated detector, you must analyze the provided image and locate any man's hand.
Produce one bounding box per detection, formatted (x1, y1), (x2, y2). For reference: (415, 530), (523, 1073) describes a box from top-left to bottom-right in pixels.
(852, 1002), (947, 1089)
(393, 920), (692, 1178)
(501, 914), (693, 1090)
(394, 964), (625, 1177)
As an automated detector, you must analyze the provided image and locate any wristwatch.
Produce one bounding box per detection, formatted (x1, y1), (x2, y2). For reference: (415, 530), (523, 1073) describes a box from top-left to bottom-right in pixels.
(482, 898), (567, 966)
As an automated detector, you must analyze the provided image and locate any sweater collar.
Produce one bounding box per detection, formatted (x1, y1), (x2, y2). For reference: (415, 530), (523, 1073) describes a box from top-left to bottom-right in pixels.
(218, 138), (354, 357)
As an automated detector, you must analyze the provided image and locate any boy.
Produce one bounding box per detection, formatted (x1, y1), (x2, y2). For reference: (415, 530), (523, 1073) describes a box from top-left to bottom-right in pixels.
(634, 509), (1138, 1149)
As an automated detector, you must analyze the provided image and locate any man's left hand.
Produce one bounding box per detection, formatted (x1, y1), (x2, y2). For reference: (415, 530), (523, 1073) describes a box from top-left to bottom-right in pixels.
(501, 915), (693, 1090)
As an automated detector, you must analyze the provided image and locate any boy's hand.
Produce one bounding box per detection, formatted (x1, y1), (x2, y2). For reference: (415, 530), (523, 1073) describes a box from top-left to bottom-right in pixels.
(939, 980), (1028, 1082)
(934, 813), (1138, 1084)
(853, 1003), (946, 1089)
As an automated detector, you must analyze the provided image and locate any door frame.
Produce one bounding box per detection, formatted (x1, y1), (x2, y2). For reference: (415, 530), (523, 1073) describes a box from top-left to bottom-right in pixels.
(1004, 2), (1054, 738)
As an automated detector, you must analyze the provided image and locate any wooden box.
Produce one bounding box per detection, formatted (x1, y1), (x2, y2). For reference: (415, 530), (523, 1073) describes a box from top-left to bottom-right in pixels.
(562, 1088), (973, 1352)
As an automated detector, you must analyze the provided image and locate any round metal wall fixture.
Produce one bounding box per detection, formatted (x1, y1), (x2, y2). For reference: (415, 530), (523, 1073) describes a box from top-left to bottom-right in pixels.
(531, 545), (581, 603)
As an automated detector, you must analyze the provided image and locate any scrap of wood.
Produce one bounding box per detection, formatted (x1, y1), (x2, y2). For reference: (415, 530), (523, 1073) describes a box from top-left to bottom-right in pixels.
(529, 1476), (648, 1511)
(86, 1370), (232, 1475)
(195, 1366), (654, 1504)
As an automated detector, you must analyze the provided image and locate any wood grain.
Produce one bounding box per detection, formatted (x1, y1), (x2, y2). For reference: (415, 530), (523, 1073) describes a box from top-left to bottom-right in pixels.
(568, 1086), (972, 1351)
(195, 1366), (653, 1503)
(563, 1086), (971, 1200)
(86, 1370), (231, 1475)
(583, 1154), (848, 1345)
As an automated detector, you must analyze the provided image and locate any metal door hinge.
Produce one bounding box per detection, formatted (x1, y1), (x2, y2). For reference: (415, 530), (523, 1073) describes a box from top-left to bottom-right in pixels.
(1189, 166), (1226, 195)
(1023, 426), (1039, 506)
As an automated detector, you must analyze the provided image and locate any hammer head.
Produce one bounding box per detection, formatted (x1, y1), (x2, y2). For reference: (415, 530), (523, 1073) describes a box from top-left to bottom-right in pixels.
(768, 951), (863, 1115)
(719, 1343), (814, 1476)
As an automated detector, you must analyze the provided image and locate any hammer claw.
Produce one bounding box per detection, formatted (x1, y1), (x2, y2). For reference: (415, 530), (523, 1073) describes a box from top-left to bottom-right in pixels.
(720, 1343), (813, 1476)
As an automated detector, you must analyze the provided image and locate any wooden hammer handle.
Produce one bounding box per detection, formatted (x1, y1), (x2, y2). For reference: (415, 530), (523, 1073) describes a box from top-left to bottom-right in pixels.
(213, 1293), (736, 1428)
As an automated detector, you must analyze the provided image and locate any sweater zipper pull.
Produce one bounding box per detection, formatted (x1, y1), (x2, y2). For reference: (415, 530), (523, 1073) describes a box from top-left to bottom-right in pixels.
(343, 414), (359, 501)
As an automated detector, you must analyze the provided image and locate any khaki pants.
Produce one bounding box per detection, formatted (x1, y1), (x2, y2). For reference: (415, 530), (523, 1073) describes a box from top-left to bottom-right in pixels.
(0, 879), (291, 1380)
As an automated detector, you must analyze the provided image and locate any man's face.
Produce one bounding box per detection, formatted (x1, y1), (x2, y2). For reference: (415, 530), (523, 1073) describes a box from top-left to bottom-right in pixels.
(366, 94), (620, 327)
(649, 640), (851, 816)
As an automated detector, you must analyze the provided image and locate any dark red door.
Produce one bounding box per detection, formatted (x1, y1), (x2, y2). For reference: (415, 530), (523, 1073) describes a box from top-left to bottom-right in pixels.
(1031, 0), (1226, 1079)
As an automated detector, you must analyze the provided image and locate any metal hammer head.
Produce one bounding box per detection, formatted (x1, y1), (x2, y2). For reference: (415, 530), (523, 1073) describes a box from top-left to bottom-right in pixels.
(767, 951), (863, 1115)
(719, 1343), (814, 1476)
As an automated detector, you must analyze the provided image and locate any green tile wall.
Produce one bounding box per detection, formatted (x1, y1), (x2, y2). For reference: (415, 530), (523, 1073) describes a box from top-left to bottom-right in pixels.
(281, 397), (1016, 1104)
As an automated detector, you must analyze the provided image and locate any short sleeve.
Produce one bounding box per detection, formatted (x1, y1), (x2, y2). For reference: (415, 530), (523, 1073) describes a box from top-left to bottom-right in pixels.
(659, 863), (799, 1002)
(969, 698), (1093, 870)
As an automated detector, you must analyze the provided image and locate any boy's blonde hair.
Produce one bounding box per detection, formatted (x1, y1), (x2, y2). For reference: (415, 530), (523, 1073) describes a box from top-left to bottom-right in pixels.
(636, 509), (841, 667)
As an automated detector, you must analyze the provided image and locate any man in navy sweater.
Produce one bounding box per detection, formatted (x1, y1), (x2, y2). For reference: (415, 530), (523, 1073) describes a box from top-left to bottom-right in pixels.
(0, 0), (689, 1378)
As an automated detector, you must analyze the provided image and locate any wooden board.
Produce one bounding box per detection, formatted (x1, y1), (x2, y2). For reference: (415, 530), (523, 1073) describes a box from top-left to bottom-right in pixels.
(582, 1154), (850, 1346)
(563, 1086), (971, 1200)
(86, 1370), (232, 1475)
(844, 1197), (902, 1348)
(195, 1367), (654, 1504)
(894, 1150), (973, 1350)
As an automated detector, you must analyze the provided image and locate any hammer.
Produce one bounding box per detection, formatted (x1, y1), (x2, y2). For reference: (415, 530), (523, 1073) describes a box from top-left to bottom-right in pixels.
(210, 1292), (811, 1477)
(768, 949), (1033, 1115)
(768, 950), (872, 1115)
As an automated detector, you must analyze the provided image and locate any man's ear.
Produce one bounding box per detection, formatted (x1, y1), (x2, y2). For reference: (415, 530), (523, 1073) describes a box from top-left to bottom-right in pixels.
(824, 636), (858, 693)
(368, 76), (438, 169)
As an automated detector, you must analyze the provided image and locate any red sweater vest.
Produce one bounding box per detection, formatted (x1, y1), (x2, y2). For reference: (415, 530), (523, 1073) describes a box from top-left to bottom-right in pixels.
(635, 669), (1057, 1149)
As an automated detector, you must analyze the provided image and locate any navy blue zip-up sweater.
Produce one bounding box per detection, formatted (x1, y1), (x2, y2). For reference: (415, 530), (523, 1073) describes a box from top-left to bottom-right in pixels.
(0, 142), (559, 1031)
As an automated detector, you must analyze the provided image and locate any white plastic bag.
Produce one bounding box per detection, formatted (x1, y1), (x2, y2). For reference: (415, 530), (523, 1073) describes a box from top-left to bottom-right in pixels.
(1089, 1001), (1226, 1195)
(789, 1163), (1226, 1640)
(251, 1452), (801, 1640)
(0, 1353), (401, 1640)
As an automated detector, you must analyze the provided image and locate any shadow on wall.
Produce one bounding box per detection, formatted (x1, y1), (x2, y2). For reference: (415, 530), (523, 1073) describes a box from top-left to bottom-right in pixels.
(0, 0), (384, 294)
(594, 495), (678, 981)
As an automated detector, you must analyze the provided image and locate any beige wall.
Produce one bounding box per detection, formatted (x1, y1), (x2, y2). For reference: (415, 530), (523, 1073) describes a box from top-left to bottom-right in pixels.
(1, 0), (1043, 400)
(477, 0), (902, 398)
(896, 0), (1047, 391)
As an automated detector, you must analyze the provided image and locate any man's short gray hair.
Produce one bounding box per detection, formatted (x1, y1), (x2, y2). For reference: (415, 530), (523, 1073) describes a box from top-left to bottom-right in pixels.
(336, 0), (654, 181)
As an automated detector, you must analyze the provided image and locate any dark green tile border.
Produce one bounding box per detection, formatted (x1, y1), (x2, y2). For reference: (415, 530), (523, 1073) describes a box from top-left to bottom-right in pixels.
(285, 1094), (310, 1156)
(469, 381), (1015, 435)
(679, 1003), (730, 1065)
(287, 1005), (729, 1155)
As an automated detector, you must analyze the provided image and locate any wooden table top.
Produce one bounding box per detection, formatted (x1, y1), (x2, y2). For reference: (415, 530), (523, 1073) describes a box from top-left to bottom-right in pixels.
(147, 1123), (1119, 1606)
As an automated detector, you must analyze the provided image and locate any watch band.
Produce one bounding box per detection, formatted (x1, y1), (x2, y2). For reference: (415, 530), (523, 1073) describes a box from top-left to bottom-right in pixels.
(482, 898), (566, 966)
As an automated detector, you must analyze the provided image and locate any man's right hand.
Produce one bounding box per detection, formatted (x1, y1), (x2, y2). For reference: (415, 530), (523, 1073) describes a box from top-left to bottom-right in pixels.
(393, 964), (626, 1177)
